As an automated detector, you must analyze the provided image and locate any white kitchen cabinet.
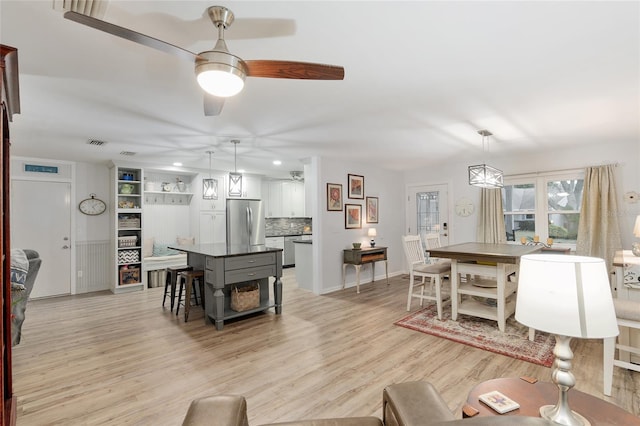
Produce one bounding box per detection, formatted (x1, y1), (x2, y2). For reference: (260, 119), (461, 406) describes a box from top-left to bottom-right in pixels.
(265, 181), (283, 217)
(282, 181), (305, 217)
(199, 211), (226, 244)
(263, 180), (305, 217)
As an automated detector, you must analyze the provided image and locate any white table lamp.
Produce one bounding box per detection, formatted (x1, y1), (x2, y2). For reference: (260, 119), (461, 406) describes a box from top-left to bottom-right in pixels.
(632, 215), (640, 256)
(515, 254), (619, 426)
(368, 228), (377, 247)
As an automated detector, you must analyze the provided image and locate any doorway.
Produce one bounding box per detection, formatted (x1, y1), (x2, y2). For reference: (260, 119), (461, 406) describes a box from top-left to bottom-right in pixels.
(11, 179), (72, 298)
(406, 184), (450, 247)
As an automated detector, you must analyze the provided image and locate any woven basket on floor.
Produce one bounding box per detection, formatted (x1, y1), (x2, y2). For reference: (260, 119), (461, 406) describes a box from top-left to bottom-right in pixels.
(230, 283), (260, 312)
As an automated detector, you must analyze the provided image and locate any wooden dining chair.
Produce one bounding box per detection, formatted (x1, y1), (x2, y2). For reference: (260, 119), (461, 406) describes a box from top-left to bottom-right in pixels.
(401, 234), (451, 319)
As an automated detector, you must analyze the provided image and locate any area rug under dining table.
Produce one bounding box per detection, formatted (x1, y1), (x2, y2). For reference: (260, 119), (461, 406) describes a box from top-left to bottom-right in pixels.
(394, 305), (555, 367)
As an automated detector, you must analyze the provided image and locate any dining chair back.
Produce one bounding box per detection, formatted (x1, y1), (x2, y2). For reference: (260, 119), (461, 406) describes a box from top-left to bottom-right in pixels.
(401, 234), (451, 319)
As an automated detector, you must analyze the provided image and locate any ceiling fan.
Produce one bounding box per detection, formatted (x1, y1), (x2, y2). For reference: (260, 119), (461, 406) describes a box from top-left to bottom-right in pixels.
(64, 6), (345, 116)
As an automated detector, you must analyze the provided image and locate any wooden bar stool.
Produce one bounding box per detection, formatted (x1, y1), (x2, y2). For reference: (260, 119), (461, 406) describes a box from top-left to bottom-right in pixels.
(176, 270), (205, 322)
(163, 266), (192, 312)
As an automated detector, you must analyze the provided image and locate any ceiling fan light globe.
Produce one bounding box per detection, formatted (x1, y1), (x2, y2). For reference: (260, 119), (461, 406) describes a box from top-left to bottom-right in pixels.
(197, 69), (245, 97)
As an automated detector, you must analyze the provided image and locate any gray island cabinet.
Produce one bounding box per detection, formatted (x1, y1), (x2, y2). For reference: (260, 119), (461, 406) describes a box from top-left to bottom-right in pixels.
(169, 243), (283, 330)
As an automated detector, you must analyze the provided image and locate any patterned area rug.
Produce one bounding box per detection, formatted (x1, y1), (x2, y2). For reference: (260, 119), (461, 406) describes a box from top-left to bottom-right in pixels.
(394, 305), (555, 367)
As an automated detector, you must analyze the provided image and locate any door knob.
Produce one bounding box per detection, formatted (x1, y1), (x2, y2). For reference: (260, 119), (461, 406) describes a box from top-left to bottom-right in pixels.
(62, 245), (70, 249)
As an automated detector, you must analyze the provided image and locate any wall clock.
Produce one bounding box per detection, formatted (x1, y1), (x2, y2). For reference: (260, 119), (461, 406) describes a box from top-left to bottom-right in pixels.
(79, 194), (106, 215)
(455, 197), (475, 217)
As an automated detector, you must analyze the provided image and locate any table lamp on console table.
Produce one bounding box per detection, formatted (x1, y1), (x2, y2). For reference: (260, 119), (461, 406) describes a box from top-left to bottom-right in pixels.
(368, 228), (377, 247)
(515, 254), (619, 426)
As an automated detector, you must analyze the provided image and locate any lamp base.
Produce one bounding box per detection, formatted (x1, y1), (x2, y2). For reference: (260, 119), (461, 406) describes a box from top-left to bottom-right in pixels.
(370, 240), (376, 248)
(540, 405), (591, 426)
(632, 242), (640, 257)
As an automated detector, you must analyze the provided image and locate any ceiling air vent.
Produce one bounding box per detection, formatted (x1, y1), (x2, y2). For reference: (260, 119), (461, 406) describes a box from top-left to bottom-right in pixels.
(87, 139), (107, 146)
(120, 151), (137, 156)
(53, 0), (109, 19)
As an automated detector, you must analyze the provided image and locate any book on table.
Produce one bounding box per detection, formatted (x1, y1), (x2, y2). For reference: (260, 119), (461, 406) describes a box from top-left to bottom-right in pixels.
(478, 391), (520, 414)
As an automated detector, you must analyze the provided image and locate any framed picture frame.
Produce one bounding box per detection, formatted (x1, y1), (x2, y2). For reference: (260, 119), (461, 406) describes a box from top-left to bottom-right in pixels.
(345, 204), (362, 229)
(366, 196), (379, 223)
(119, 268), (140, 285)
(347, 174), (364, 199)
(327, 183), (343, 211)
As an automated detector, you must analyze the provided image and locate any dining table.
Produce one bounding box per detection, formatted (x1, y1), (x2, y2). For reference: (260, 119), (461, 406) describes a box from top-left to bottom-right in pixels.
(427, 242), (542, 332)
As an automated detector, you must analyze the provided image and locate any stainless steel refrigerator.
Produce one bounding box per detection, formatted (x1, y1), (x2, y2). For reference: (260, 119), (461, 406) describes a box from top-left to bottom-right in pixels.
(226, 199), (265, 247)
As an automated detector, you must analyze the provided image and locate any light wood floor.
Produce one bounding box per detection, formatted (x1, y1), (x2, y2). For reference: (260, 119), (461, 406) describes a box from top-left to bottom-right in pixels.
(12, 269), (639, 425)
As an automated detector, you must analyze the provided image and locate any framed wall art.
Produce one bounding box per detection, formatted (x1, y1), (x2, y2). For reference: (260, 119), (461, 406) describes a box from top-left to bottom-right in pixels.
(366, 196), (379, 223)
(345, 204), (362, 229)
(327, 183), (343, 211)
(347, 174), (364, 199)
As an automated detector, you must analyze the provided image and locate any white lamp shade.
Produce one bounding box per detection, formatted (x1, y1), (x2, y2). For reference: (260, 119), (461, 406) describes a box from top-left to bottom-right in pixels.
(515, 254), (618, 339)
(634, 215), (640, 237)
(197, 69), (245, 97)
(368, 228), (377, 237)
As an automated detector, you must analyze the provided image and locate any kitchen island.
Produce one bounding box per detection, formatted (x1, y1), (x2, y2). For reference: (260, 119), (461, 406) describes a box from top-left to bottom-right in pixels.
(169, 243), (283, 330)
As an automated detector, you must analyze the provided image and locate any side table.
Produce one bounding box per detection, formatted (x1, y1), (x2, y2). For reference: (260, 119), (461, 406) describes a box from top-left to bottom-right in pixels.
(342, 246), (389, 293)
(464, 377), (639, 425)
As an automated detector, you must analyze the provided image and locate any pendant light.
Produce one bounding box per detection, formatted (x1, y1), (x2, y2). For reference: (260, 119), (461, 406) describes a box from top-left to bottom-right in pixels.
(203, 150), (218, 200)
(468, 129), (503, 188)
(228, 140), (243, 196)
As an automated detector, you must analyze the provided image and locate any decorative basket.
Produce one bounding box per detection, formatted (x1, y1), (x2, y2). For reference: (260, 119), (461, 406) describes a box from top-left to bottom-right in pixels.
(118, 250), (140, 264)
(230, 283), (260, 312)
(118, 236), (137, 248)
(118, 216), (141, 228)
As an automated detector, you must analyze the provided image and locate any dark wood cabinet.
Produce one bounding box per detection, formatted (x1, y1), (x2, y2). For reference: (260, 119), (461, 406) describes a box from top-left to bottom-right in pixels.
(1, 44), (20, 426)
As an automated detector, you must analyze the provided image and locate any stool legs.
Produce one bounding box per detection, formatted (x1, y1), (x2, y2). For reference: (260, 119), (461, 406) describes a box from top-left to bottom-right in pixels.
(176, 273), (202, 322)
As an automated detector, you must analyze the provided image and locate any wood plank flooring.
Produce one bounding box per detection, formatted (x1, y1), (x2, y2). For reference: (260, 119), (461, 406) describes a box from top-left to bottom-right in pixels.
(11, 270), (639, 425)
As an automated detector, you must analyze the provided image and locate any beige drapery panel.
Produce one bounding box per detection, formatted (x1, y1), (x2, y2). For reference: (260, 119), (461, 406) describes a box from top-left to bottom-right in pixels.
(576, 164), (622, 270)
(476, 188), (506, 243)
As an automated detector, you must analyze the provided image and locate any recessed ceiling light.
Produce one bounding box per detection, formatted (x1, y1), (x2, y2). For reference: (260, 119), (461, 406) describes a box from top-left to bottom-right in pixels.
(173, 162), (182, 167)
(273, 160), (282, 166)
(238, 169), (246, 173)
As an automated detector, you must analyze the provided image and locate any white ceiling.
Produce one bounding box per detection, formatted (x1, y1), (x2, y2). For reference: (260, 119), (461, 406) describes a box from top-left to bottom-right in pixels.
(1, 1), (638, 178)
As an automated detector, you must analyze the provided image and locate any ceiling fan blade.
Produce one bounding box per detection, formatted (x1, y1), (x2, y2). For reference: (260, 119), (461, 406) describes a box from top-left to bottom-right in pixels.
(204, 93), (225, 116)
(244, 60), (345, 80)
(63, 11), (198, 63)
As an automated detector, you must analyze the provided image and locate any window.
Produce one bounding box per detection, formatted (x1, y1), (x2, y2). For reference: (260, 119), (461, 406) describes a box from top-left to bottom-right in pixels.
(502, 173), (584, 246)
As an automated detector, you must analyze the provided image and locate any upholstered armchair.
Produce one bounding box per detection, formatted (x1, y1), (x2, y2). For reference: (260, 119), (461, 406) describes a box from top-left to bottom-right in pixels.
(11, 249), (41, 346)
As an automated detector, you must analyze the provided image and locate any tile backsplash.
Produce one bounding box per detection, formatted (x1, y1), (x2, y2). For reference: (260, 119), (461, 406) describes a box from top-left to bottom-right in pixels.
(266, 217), (312, 236)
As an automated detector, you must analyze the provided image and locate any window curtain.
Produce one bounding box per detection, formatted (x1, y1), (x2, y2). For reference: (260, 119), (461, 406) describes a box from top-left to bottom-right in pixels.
(576, 164), (622, 270)
(476, 188), (506, 243)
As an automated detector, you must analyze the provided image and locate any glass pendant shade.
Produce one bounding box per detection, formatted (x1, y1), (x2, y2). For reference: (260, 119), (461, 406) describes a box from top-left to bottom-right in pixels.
(228, 172), (242, 196)
(228, 140), (243, 196)
(468, 164), (504, 188)
(468, 129), (503, 188)
(203, 150), (218, 200)
(203, 178), (218, 199)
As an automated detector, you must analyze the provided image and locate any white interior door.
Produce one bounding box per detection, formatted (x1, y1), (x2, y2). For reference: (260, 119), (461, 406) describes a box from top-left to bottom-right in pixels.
(406, 184), (450, 246)
(11, 179), (72, 298)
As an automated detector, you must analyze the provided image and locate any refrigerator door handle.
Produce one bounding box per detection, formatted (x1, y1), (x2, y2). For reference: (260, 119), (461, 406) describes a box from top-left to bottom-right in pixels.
(247, 206), (253, 240)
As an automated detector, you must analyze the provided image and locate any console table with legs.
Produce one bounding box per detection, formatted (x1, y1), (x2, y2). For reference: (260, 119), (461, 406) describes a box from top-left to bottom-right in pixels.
(342, 246), (389, 293)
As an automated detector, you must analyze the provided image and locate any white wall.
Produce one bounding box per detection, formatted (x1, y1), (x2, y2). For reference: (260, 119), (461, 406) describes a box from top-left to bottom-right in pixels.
(404, 140), (640, 249)
(314, 157), (405, 294)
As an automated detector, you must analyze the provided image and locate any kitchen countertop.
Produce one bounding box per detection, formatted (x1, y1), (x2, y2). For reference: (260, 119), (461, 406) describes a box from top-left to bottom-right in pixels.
(169, 243), (282, 258)
(266, 233), (312, 238)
